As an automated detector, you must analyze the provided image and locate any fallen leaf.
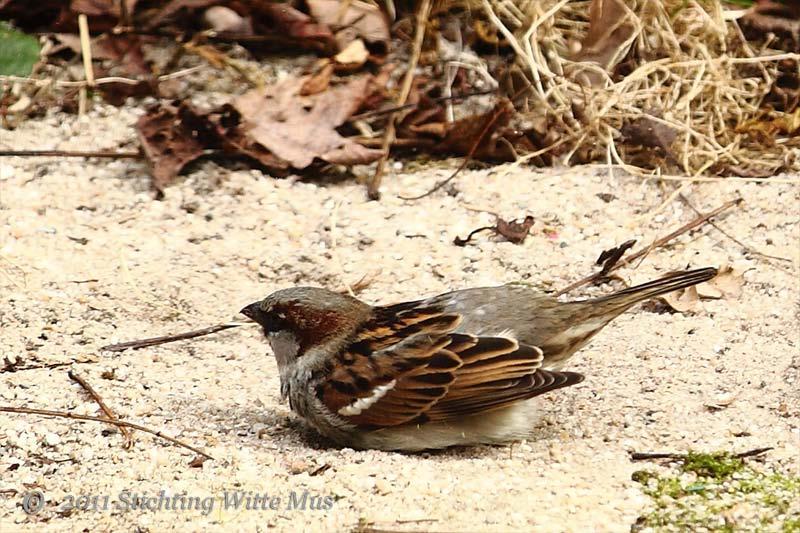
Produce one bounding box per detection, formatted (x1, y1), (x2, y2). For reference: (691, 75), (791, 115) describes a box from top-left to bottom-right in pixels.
(698, 263), (745, 300)
(232, 75), (383, 169)
(0, 1), (68, 32)
(454, 214), (535, 246)
(136, 101), (207, 191)
(735, 108), (800, 143)
(211, 104), (291, 171)
(659, 285), (701, 314)
(98, 79), (158, 105)
(724, 164), (783, 178)
(144, 0), (219, 30)
(51, 32), (150, 76)
(334, 38), (368, 67)
(596, 192), (616, 203)
(621, 115), (678, 157)
(595, 239), (636, 275)
(203, 5), (251, 34)
(658, 264), (741, 312)
(496, 215), (535, 244)
(71, 0), (137, 18)
(433, 99), (516, 160)
(188, 455), (208, 468)
(307, 0), (389, 50)
(573, 0), (637, 86)
(184, 43), (231, 69)
(254, 2), (336, 53)
(64, 0), (139, 32)
(740, 1), (800, 52)
(300, 62), (333, 96)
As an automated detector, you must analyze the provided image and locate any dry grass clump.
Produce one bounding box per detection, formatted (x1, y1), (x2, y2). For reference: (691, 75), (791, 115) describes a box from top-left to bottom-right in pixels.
(481, 0), (800, 177)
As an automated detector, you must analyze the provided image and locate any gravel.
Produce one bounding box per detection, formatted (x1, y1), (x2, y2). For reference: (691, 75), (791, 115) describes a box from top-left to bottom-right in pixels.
(0, 103), (798, 532)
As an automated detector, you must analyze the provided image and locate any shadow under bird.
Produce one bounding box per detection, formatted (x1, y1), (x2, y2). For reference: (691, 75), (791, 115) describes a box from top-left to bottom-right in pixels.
(241, 267), (718, 451)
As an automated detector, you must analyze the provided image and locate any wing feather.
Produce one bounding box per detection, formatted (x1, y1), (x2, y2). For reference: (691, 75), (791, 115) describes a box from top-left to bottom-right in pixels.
(317, 304), (583, 429)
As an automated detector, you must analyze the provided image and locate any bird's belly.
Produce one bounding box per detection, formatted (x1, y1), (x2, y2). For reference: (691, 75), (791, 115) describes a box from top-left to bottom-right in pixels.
(348, 400), (546, 451)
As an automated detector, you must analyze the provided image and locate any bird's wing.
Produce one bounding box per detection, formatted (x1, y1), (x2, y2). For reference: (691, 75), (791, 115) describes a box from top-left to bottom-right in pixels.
(317, 303), (583, 428)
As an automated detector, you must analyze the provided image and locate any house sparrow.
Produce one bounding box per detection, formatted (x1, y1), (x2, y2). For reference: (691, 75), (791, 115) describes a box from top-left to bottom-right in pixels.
(241, 267), (717, 451)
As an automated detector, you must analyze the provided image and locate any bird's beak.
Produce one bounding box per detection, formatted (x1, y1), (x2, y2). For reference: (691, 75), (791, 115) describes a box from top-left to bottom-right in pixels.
(240, 302), (261, 323)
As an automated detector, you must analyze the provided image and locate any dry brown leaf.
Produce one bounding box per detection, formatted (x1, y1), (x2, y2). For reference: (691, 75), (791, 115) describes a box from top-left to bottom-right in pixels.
(255, 2), (336, 52)
(202, 5), (251, 34)
(573, 0), (637, 85)
(496, 216), (535, 244)
(453, 215), (535, 246)
(98, 79), (158, 105)
(659, 285), (701, 314)
(232, 75), (383, 169)
(307, 0), (389, 50)
(621, 115), (678, 155)
(144, 0), (219, 30)
(595, 239), (636, 275)
(740, 1), (800, 52)
(735, 108), (800, 143)
(659, 263), (744, 312)
(334, 39), (368, 67)
(51, 33), (151, 76)
(433, 99), (515, 160)
(300, 62), (333, 96)
(71, 0), (138, 17)
(698, 263), (745, 300)
(136, 102), (206, 191)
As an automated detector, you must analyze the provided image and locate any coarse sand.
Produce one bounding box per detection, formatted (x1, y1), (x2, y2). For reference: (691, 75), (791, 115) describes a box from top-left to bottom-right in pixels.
(1, 105), (798, 532)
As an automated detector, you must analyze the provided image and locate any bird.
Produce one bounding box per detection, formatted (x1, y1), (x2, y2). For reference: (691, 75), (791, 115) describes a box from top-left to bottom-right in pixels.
(240, 266), (717, 451)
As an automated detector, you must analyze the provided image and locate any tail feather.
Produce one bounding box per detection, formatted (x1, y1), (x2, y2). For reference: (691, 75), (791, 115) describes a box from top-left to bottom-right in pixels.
(590, 267), (718, 310)
(540, 267), (718, 369)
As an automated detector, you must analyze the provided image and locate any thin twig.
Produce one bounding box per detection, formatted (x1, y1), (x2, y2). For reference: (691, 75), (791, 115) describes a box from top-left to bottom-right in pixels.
(77, 14), (95, 86)
(590, 164), (800, 185)
(0, 150), (141, 158)
(0, 66), (204, 88)
(3, 358), (96, 373)
(117, 0), (131, 28)
(555, 198), (743, 296)
(399, 102), (509, 201)
(77, 14), (94, 117)
(349, 88), (497, 122)
(366, 0), (431, 200)
(0, 406), (214, 460)
(68, 369), (133, 449)
(101, 322), (246, 352)
(679, 194), (793, 265)
(630, 447), (773, 461)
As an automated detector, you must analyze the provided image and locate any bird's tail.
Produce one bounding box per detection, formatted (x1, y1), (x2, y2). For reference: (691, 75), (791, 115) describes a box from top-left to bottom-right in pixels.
(589, 266), (718, 312)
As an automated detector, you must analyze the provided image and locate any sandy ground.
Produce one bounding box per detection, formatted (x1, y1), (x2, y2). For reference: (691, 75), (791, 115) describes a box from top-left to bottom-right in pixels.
(1, 104), (799, 532)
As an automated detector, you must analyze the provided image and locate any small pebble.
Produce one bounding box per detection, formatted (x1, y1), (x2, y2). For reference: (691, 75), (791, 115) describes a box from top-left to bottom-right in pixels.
(43, 433), (60, 447)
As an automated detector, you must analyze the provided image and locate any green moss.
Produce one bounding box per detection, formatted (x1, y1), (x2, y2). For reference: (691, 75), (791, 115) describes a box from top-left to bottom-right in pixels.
(632, 470), (658, 484)
(783, 517), (800, 533)
(632, 452), (800, 531)
(680, 451), (744, 480)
